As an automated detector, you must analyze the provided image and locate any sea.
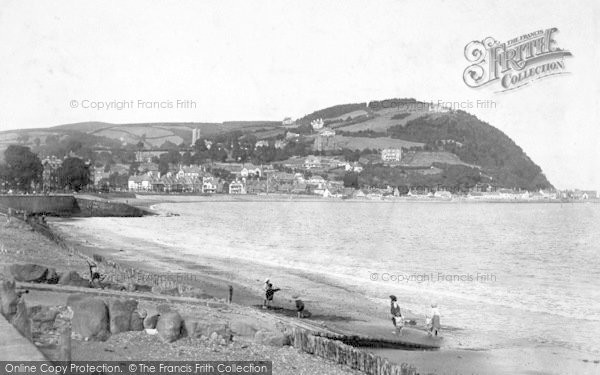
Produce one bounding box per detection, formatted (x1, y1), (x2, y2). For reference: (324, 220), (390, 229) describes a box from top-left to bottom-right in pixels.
(70, 200), (600, 356)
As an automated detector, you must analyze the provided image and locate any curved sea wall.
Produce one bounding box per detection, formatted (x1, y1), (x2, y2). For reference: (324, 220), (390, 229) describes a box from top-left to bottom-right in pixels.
(0, 195), (149, 217)
(0, 195), (76, 215)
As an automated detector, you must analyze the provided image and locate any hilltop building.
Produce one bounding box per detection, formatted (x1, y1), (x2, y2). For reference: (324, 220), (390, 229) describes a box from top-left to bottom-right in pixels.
(381, 148), (402, 162)
(282, 117), (294, 126)
(191, 127), (201, 147)
(311, 118), (324, 130)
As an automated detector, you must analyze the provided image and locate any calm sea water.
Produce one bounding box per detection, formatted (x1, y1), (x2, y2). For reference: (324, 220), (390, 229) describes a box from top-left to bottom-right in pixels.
(145, 201), (600, 354)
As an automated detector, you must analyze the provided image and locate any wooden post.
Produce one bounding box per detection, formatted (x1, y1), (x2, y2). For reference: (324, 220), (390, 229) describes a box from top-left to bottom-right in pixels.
(228, 285), (233, 304)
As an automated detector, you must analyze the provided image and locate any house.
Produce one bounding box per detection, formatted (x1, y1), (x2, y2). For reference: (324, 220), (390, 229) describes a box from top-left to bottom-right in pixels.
(229, 180), (246, 194)
(354, 190), (367, 199)
(314, 128), (336, 152)
(128, 176), (152, 191)
(177, 165), (204, 179)
(246, 180), (268, 194)
(202, 177), (218, 194)
(310, 118), (324, 130)
(282, 117), (294, 126)
(307, 175), (326, 189)
(434, 190), (452, 199)
(274, 140), (287, 149)
(255, 140), (269, 148)
(381, 148), (402, 162)
(41, 156), (63, 191)
(304, 156), (322, 169)
(240, 165), (262, 178)
(344, 162), (363, 173)
(94, 171), (110, 186)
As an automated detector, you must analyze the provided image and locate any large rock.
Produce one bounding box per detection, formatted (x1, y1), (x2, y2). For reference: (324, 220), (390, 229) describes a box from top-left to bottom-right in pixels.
(0, 278), (18, 319)
(156, 304), (173, 314)
(10, 264), (48, 283)
(70, 297), (110, 341)
(254, 329), (290, 347)
(30, 306), (59, 331)
(230, 320), (258, 337)
(58, 271), (89, 288)
(130, 311), (145, 331)
(11, 299), (31, 340)
(107, 299), (138, 334)
(183, 319), (230, 339)
(156, 311), (182, 343)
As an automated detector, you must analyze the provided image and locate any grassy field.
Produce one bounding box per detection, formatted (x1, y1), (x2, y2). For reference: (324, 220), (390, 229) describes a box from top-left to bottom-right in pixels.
(335, 135), (424, 150)
(337, 110), (429, 132)
(402, 151), (477, 168)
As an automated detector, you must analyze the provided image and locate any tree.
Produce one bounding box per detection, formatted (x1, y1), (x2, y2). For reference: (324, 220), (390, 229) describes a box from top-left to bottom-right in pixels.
(60, 157), (90, 191)
(343, 172), (359, 188)
(2, 145), (42, 191)
(181, 151), (192, 166)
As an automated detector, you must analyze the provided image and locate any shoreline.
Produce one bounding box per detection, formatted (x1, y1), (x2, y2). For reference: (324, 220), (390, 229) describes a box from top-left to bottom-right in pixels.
(45, 198), (600, 375)
(4, 197), (598, 374)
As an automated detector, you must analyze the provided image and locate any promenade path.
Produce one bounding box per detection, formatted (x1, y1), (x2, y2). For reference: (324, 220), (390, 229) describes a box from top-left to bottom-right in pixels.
(0, 314), (47, 361)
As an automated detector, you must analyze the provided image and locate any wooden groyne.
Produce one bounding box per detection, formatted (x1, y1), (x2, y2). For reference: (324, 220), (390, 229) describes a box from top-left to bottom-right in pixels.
(315, 331), (440, 350)
(291, 328), (420, 375)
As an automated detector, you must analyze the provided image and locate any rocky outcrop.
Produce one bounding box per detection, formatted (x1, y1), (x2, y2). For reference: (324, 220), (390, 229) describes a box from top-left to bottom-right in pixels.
(29, 306), (59, 331)
(130, 311), (145, 331)
(230, 320), (258, 337)
(183, 319), (231, 340)
(10, 264), (48, 283)
(11, 299), (32, 340)
(254, 329), (290, 347)
(156, 311), (183, 343)
(0, 278), (18, 319)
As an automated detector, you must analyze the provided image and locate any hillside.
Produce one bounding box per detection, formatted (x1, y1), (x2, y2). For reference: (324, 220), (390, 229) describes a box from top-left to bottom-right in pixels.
(0, 98), (552, 190)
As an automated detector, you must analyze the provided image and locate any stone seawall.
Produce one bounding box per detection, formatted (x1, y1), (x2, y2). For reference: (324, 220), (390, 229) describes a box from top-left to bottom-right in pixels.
(0, 195), (76, 216)
(0, 195), (149, 217)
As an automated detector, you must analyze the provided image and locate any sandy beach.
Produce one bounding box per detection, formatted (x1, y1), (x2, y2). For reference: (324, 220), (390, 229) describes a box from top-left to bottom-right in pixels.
(39, 195), (600, 375)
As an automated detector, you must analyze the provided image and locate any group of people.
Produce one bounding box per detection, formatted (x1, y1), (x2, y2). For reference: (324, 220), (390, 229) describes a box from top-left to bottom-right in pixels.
(389, 295), (441, 337)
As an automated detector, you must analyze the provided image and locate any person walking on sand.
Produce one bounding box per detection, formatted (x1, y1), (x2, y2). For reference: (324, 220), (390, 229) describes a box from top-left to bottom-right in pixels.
(389, 295), (403, 335)
(428, 303), (441, 337)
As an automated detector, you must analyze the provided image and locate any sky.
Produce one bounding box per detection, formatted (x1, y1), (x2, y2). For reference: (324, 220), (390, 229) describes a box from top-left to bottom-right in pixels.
(0, 0), (598, 190)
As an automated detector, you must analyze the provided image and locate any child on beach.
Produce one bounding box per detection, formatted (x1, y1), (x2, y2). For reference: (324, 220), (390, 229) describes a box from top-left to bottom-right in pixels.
(389, 295), (403, 335)
(263, 278), (280, 309)
(427, 303), (441, 336)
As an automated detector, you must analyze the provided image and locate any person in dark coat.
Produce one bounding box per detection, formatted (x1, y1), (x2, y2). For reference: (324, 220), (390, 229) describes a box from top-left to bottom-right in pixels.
(263, 280), (280, 308)
(390, 295), (403, 335)
(295, 299), (305, 318)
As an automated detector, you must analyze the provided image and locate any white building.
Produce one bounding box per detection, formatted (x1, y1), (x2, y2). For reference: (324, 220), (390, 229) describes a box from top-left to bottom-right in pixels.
(191, 127), (201, 146)
(311, 118), (324, 130)
(381, 148), (402, 162)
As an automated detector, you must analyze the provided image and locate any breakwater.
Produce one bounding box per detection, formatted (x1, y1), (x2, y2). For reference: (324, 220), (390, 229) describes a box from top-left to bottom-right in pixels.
(0, 195), (149, 217)
(291, 328), (419, 375)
